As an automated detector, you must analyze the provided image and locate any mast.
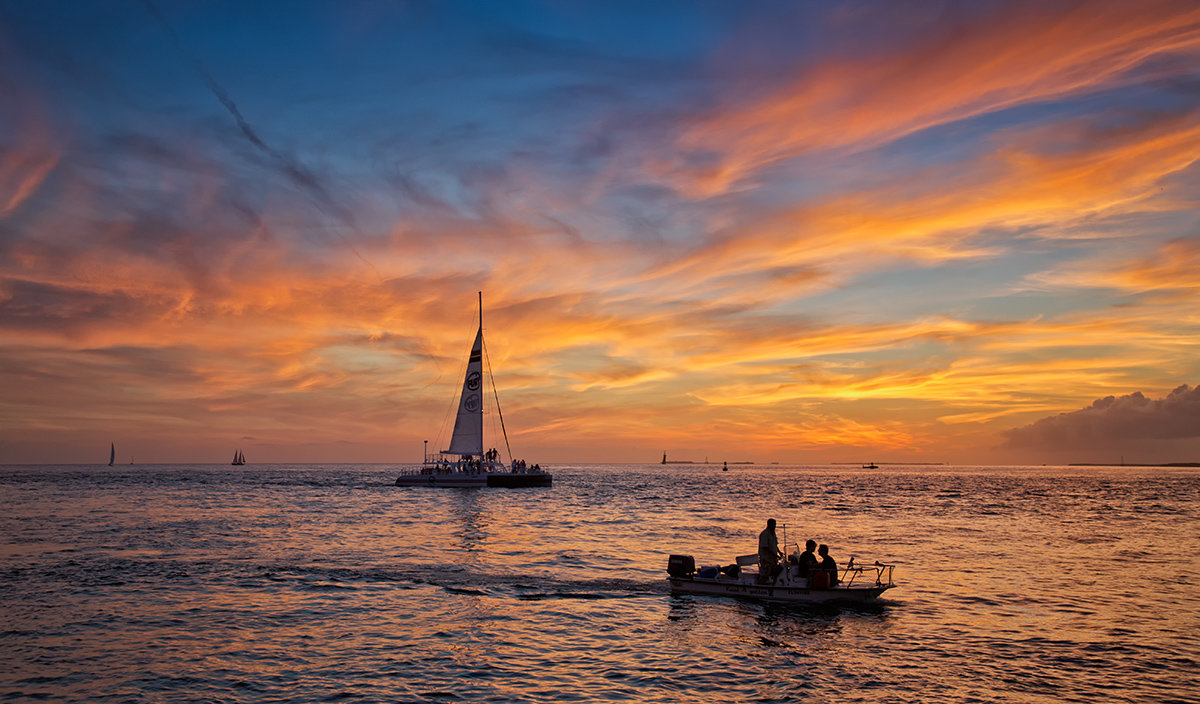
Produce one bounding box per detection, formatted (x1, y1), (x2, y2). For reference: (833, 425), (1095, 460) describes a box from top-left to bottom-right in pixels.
(478, 291), (516, 463)
(444, 292), (514, 463)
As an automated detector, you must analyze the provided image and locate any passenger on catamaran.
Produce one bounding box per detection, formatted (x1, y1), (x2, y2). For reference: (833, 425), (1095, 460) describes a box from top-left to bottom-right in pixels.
(757, 519), (783, 584)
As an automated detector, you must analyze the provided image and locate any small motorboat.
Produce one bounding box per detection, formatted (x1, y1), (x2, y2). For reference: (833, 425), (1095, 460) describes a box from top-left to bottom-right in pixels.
(667, 549), (895, 604)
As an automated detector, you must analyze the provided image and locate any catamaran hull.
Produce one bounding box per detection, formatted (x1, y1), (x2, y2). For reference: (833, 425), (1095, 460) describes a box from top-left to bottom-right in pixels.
(486, 473), (552, 487)
(394, 472), (552, 488)
(669, 577), (891, 604)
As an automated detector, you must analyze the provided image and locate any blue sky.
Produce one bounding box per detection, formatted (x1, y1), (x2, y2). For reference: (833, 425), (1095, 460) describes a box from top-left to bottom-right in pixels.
(2, 0), (1199, 464)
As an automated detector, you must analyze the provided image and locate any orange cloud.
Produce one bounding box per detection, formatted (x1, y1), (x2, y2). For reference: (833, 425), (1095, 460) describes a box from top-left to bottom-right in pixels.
(1096, 237), (1200, 298)
(665, 0), (1200, 196)
(0, 87), (59, 217)
(630, 106), (1200, 324)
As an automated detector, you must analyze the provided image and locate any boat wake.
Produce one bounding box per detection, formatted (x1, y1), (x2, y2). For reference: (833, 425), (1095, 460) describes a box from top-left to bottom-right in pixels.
(263, 562), (668, 601)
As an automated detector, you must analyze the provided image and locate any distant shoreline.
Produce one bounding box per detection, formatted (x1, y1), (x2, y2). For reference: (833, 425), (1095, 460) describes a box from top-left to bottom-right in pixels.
(1068, 462), (1200, 467)
(661, 460), (756, 464)
(829, 462), (947, 466)
(3, 461), (1198, 468)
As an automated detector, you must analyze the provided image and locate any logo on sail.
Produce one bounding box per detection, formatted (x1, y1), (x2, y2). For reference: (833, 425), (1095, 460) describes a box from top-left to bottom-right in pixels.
(464, 394), (481, 412)
(466, 371), (481, 391)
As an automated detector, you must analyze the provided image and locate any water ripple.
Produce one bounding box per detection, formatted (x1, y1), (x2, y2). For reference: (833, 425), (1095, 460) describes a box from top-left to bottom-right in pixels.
(2, 463), (1198, 702)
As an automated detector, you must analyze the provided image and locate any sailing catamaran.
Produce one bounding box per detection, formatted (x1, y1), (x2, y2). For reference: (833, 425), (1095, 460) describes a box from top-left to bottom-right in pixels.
(395, 293), (552, 488)
(232, 449), (246, 465)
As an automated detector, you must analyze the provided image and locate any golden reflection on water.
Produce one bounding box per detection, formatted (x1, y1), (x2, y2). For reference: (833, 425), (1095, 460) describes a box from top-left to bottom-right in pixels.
(1, 464), (1197, 703)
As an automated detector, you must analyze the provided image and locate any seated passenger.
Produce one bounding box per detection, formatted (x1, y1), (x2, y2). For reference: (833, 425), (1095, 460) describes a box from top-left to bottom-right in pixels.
(797, 539), (818, 578)
(817, 543), (839, 586)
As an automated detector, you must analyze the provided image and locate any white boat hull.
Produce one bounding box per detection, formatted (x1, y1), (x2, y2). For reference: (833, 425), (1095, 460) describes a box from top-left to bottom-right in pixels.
(668, 576), (891, 604)
(667, 552), (895, 604)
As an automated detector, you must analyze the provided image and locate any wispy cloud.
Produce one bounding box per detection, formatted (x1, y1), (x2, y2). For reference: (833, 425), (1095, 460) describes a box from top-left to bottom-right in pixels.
(659, 0), (1200, 196)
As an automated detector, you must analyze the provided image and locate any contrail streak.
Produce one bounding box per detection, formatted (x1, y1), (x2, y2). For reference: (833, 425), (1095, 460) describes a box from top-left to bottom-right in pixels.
(142, 0), (378, 272)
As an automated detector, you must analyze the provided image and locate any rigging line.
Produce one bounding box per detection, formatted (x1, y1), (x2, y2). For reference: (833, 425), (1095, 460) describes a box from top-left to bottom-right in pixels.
(482, 336), (513, 465)
(433, 335), (471, 457)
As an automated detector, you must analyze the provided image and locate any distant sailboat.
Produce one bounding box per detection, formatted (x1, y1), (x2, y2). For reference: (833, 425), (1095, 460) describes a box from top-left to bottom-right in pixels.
(108, 442), (115, 467)
(232, 449), (245, 465)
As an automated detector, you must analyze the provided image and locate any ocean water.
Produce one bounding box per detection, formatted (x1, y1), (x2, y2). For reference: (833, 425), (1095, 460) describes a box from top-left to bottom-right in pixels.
(2, 463), (1197, 703)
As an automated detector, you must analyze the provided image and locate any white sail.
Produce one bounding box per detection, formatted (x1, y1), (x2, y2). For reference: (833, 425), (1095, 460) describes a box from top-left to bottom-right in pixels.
(445, 326), (485, 457)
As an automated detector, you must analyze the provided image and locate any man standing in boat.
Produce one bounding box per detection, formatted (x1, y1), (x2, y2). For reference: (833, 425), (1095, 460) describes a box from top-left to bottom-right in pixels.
(758, 519), (782, 584)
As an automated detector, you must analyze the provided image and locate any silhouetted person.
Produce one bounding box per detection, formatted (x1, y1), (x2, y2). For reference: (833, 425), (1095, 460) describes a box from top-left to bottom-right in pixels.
(818, 543), (839, 586)
(797, 539), (818, 579)
(758, 519), (782, 584)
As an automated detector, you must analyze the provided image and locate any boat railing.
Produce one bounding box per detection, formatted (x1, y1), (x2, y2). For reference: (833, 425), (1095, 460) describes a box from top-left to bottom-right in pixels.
(776, 544), (894, 588)
(397, 455), (513, 477)
(840, 560), (894, 588)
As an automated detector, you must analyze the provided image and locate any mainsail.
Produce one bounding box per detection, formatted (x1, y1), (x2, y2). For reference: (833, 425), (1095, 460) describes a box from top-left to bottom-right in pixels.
(109, 442), (115, 466)
(445, 326), (485, 457)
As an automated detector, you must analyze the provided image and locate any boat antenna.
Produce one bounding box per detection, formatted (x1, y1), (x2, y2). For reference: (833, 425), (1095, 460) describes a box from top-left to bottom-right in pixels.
(479, 292), (514, 463)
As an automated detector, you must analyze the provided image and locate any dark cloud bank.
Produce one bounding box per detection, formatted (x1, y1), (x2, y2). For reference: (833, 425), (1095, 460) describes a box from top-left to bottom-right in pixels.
(1003, 385), (1200, 453)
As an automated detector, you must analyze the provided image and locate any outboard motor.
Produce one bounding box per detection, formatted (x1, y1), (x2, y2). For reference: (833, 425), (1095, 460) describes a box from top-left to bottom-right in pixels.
(667, 554), (695, 578)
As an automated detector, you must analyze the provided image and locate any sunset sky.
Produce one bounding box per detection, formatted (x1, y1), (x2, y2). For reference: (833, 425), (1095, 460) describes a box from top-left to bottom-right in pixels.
(2, 0), (1199, 465)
